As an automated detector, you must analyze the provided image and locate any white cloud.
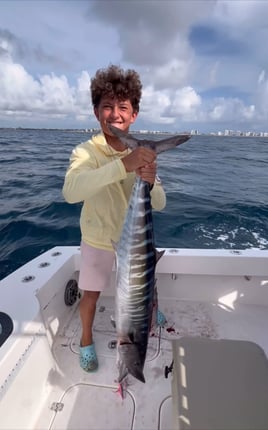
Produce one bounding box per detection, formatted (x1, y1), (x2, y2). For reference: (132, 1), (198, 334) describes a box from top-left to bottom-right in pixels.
(140, 85), (202, 127)
(98, 1), (205, 129)
(75, 70), (91, 117)
(141, 86), (173, 125)
(142, 58), (194, 91)
(255, 70), (268, 117)
(90, 0), (214, 67)
(0, 0), (268, 131)
(0, 51), (91, 123)
(0, 46), (266, 131)
(170, 87), (201, 117)
(209, 98), (255, 122)
(39, 74), (74, 113)
(0, 59), (39, 112)
(208, 61), (220, 86)
(214, 0), (268, 29)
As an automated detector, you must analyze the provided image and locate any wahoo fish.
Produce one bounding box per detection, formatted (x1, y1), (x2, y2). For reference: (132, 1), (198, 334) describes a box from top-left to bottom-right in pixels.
(109, 125), (191, 384)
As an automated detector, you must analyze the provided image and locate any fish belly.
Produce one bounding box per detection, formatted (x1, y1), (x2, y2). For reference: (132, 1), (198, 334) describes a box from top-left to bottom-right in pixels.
(115, 178), (156, 348)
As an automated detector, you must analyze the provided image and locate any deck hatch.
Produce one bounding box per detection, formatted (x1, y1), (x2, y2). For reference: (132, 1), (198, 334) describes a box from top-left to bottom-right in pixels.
(171, 337), (268, 430)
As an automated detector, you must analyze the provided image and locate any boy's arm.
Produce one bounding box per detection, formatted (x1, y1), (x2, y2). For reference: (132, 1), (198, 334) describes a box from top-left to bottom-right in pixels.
(63, 141), (166, 210)
(62, 143), (127, 203)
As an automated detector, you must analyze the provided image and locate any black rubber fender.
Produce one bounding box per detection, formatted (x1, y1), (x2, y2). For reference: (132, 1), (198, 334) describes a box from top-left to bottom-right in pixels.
(64, 279), (79, 306)
(0, 312), (14, 347)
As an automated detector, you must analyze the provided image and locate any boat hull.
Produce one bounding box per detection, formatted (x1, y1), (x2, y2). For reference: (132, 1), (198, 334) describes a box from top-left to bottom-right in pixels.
(1, 246), (268, 429)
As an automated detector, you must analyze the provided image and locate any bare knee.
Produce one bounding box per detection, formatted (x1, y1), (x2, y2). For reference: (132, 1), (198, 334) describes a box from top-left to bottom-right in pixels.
(80, 290), (100, 309)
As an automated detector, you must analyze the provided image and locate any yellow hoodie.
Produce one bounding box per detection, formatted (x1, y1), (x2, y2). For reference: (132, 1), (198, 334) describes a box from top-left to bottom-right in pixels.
(62, 133), (166, 250)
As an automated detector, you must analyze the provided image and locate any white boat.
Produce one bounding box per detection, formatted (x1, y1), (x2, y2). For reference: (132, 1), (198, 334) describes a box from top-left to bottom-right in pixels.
(1, 246), (268, 430)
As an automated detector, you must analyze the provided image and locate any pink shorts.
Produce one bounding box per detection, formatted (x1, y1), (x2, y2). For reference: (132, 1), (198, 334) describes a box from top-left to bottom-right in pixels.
(78, 241), (115, 292)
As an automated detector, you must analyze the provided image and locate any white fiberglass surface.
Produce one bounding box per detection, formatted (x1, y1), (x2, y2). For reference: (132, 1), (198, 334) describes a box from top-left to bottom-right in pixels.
(48, 292), (268, 430)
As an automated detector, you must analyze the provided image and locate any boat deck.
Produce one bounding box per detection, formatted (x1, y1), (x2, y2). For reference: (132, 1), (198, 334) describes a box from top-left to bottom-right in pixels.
(43, 294), (268, 430)
(1, 247), (268, 430)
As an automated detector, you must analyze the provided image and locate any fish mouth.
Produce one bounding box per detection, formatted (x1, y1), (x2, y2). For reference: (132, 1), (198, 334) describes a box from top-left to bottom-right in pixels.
(119, 341), (133, 346)
(117, 342), (146, 383)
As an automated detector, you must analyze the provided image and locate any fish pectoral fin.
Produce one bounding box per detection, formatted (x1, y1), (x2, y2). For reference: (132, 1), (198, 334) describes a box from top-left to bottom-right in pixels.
(119, 334), (135, 345)
(128, 332), (135, 343)
(118, 329), (137, 345)
(131, 368), (145, 384)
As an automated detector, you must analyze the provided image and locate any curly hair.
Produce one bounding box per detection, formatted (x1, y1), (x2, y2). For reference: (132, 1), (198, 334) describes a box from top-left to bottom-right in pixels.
(90, 65), (142, 112)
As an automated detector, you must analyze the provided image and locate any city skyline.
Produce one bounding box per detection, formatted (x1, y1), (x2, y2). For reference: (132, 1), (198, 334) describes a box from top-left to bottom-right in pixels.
(1, 126), (267, 138)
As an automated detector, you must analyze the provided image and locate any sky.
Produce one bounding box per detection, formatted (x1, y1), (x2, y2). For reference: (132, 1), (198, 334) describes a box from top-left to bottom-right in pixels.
(0, 0), (268, 133)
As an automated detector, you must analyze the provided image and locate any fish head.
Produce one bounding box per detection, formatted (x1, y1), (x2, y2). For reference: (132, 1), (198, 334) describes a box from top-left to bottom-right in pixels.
(117, 342), (146, 383)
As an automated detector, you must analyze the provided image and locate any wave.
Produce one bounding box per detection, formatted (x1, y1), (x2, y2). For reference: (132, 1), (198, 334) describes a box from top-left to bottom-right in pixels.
(154, 199), (268, 250)
(1, 130), (268, 280)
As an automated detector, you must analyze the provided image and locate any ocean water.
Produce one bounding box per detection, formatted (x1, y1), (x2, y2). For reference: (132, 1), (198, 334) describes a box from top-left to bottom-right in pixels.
(1, 128), (268, 280)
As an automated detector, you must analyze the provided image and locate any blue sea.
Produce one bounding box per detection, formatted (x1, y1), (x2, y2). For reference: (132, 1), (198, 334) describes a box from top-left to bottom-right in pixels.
(1, 128), (268, 280)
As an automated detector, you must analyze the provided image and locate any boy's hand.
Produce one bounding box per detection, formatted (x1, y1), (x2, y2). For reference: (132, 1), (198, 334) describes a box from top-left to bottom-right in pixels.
(136, 162), (156, 185)
(121, 147), (156, 173)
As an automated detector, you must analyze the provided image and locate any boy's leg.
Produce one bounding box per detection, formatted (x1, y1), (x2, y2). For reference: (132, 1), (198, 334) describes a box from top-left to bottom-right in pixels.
(78, 241), (115, 372)
(80, 290), (100, 347)
(79, 291), (100, 372)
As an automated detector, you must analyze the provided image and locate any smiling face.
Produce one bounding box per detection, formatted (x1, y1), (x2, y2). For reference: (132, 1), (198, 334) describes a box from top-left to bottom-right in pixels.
(94, 96), (138, 138)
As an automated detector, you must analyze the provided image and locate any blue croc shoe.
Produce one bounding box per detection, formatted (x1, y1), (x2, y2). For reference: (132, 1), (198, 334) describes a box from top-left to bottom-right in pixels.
(80, 343), (98, 372)
(157, 309), (167, 327)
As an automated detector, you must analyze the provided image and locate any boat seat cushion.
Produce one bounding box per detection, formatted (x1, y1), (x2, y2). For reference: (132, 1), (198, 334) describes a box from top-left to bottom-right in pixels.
(171, 337), (268, 430)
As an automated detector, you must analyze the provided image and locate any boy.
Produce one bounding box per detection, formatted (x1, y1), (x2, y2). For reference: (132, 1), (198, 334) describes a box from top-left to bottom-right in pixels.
(62, 65), (166, 372)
